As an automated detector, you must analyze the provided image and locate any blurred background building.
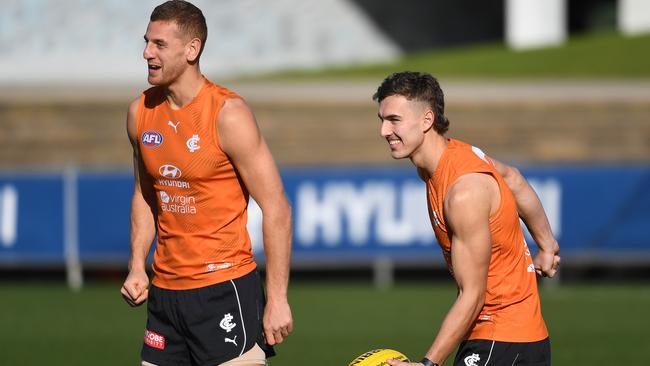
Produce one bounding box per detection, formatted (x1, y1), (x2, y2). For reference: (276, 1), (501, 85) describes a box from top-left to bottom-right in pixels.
(2, 0), (647, 84)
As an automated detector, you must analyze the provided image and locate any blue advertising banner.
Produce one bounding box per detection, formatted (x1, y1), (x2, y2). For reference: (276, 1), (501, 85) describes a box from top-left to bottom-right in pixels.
(0, 165), (649, 267)
(0, 174), (65, 264)
(520, 165), (650, 255)
(259, 167), (439, 265)
(77, 172), (133, 264)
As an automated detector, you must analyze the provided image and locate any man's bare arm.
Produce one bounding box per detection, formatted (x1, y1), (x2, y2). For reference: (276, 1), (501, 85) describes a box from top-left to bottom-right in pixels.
(493, 159), (560, 277)
(389, 173), (495, 366)
(120, 98), (157, 307)
(218, 97), (293, 345)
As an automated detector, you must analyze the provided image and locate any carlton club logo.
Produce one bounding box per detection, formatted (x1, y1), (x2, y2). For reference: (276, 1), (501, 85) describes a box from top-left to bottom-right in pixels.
(464, 353), (480, 366)
(186, 134), (201, 153)
(219, 313), (237, 333)
(141, 130), (163, 148)
(159, 164), (181, 179)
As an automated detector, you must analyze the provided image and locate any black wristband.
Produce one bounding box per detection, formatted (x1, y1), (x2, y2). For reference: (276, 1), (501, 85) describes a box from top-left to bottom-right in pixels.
(420, 357), (439, 366)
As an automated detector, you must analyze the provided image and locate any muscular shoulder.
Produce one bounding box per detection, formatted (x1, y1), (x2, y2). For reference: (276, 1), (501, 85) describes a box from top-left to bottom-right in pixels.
(217, 97), (260, 155)
(128, 96), (140, 115)
(447, 173), (487, 200)
(126, 96), (141, 143)
(218, 97), (253, 125)
(445, 173), (499, 217)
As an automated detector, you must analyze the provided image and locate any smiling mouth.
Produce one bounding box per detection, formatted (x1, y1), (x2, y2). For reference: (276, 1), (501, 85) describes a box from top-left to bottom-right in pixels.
(148, 64), (161, 71)
(387, 139), (401, 148)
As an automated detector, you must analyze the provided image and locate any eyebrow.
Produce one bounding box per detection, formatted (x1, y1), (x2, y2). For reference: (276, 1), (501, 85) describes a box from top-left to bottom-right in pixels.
(143, 35), (167, 45)
(378, 113), (401, 120)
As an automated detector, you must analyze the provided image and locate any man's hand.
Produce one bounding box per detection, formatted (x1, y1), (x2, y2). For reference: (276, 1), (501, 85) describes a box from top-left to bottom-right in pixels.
(533, 243), (561, 278)
(120, 268), (150, 307)
(263, 298), (293, 345)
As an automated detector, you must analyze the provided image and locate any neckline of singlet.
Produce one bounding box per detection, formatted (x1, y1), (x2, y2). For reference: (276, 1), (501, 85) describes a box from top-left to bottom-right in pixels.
(164, 78), (210, 112)
(430, 138), (455, 186)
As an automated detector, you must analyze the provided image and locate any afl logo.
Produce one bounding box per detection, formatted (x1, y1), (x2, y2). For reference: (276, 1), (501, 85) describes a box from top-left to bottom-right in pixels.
(142, 130), (163, 148)
(159, 164), (182, 179)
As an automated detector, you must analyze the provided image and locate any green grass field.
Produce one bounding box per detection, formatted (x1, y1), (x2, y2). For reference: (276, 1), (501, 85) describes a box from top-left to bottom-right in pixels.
(1, 281), (648, 365)
(251, 31), (650, 80)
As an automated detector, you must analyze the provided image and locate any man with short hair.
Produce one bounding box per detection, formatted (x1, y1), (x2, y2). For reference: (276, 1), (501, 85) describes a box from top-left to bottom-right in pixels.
(374, 72), (560, 366)
(120, 1), (293, 365)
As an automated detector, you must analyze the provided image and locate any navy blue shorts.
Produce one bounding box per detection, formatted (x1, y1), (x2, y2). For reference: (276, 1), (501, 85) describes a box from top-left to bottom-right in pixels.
(454, 338), (550, 366)
(141, 270), (274, 366)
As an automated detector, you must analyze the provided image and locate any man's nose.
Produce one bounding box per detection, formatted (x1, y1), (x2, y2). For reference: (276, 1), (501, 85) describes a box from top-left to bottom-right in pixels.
(380, 120), (391, 137)
(143, 42), (153, 60)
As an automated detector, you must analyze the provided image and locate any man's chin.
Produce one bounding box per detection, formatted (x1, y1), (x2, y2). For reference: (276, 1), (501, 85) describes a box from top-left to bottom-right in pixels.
(147, 76), (166, 86)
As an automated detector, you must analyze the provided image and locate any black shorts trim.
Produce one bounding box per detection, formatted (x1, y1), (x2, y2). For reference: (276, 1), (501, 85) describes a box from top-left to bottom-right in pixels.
(454, 338), (550, 366)
(229, 276), (248, 358)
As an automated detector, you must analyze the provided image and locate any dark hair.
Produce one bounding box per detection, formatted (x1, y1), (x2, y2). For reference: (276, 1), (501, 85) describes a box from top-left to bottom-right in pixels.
(151, 1), (208, 59)
(373, 71), (449, 134)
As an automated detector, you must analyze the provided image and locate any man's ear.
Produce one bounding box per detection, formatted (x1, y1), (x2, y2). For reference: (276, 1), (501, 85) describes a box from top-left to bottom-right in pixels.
(423, 109), (435, 132)
(186, 38), (202, 62)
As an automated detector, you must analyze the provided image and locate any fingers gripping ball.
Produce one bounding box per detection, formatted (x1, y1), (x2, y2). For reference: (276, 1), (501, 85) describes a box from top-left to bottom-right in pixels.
(348, 349), (409, 366)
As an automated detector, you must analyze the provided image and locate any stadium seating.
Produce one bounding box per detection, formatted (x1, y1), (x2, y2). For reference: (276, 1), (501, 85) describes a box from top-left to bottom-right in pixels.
(1, 81), (648, 168)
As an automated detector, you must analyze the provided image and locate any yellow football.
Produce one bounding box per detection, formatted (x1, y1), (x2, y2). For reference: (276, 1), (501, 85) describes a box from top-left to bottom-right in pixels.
(348, 348), (410, 366)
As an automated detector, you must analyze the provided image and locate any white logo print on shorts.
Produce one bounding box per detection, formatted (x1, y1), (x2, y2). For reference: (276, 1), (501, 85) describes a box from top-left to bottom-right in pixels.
(219, 313), (237, 333)
(464, 353), (481, 366)
(225, 335), (238, 346)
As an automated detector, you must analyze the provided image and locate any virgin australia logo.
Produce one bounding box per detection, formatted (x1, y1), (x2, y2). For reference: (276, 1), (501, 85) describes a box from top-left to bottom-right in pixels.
(159, 191), (170, 204)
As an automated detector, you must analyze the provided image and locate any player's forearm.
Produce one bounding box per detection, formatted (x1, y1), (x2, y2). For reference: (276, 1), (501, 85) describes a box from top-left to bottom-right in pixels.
(261, 201), (292, 301)
(129, 196), (156, 271)
(502, 167), (557, 252)
(519, 203), (558, 253)
(129, 235), (154, 271)
(424, 291), (484, 365)
(515, 189), (558, 253)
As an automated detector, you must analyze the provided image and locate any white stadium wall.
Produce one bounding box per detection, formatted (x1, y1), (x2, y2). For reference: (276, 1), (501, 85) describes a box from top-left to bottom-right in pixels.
(0, 0), (399, 85)
(619, 0), (650, 36)
(505, 0), (567, 50)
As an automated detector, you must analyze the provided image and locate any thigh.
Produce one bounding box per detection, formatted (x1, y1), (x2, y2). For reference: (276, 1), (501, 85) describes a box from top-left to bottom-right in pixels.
(179, 270), (273, 366)
(141, 285), (192, 366)
(218, 343), (266, 366)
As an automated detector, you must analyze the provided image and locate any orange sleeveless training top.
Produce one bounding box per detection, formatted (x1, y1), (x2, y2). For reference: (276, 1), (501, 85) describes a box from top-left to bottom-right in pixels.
(426, 139), (548, 342)
(137, 79), (257, 290)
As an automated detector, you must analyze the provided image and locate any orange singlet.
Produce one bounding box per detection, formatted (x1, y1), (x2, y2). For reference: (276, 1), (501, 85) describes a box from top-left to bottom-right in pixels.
(137, 79), (257, 290)
(426, 139), (548, 342)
